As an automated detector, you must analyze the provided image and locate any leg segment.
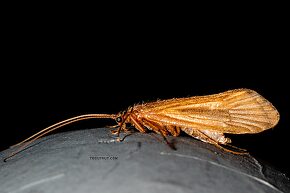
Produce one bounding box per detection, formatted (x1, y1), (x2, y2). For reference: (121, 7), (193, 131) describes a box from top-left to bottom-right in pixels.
(142, 119), (176, 150)
(165, 125), (181, 137)
(141, 119), (169, 136)
(129, 114), (147, 133)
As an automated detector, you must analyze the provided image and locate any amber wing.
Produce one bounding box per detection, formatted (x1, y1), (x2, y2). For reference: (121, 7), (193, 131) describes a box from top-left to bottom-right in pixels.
(136, 89), (280, 134)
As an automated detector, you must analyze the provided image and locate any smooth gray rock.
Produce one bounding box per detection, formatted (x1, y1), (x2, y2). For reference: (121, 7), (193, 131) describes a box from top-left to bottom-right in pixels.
(0, 128), (289, 193)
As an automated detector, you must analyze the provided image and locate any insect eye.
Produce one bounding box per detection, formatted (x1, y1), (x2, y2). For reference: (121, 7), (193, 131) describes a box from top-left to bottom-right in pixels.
(116, 117), (122, 123)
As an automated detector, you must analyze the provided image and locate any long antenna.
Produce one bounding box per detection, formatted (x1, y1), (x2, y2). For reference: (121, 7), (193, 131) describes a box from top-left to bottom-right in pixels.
(3, 113), (116, 162)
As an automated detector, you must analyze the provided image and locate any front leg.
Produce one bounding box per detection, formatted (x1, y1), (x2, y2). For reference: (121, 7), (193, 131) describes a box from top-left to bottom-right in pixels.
(110, 124), (132, 135)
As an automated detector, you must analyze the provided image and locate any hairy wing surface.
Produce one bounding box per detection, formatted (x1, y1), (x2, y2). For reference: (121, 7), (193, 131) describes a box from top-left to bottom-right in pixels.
(143, 89), (279, 134)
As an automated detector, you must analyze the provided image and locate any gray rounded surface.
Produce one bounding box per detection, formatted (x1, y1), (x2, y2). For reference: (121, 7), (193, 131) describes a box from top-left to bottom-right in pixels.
(0, 128), (289, 193)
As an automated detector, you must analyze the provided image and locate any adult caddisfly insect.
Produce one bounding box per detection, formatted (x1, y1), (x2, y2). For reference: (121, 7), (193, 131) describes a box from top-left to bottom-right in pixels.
(3, 88), (280, 161)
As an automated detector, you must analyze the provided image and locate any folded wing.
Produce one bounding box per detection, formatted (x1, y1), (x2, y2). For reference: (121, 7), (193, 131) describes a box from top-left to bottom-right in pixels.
(143, 89), (280, 134)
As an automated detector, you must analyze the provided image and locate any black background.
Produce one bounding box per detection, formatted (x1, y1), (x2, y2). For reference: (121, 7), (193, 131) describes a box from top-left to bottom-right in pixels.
(1, 7), (289, 178)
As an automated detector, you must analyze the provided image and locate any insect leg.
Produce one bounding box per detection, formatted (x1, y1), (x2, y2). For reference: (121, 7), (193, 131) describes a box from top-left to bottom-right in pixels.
(107, 125), (119, 129)
(110, 124), (132, 135)
(142, 119), (176, 150)
(141, 119), (169, 136)
(112, 109), (136, 136)
(129, 115), (147, 133)
(165, 125), (181, 137)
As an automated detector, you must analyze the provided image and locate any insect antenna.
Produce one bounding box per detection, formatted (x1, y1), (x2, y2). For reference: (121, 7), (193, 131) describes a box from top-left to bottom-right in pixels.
(3, 114), (116, 162)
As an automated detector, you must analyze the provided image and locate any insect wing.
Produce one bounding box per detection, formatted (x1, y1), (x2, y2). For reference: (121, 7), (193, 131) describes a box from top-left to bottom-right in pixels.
(142, 89), (280, 134)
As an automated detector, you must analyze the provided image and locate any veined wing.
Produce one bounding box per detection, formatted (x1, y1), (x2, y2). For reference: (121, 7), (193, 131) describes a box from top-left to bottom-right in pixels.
(140, 89), (280, 134)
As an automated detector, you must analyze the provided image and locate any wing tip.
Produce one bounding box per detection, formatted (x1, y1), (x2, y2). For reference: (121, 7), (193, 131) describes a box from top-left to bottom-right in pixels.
(225, 88), (281, 132)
